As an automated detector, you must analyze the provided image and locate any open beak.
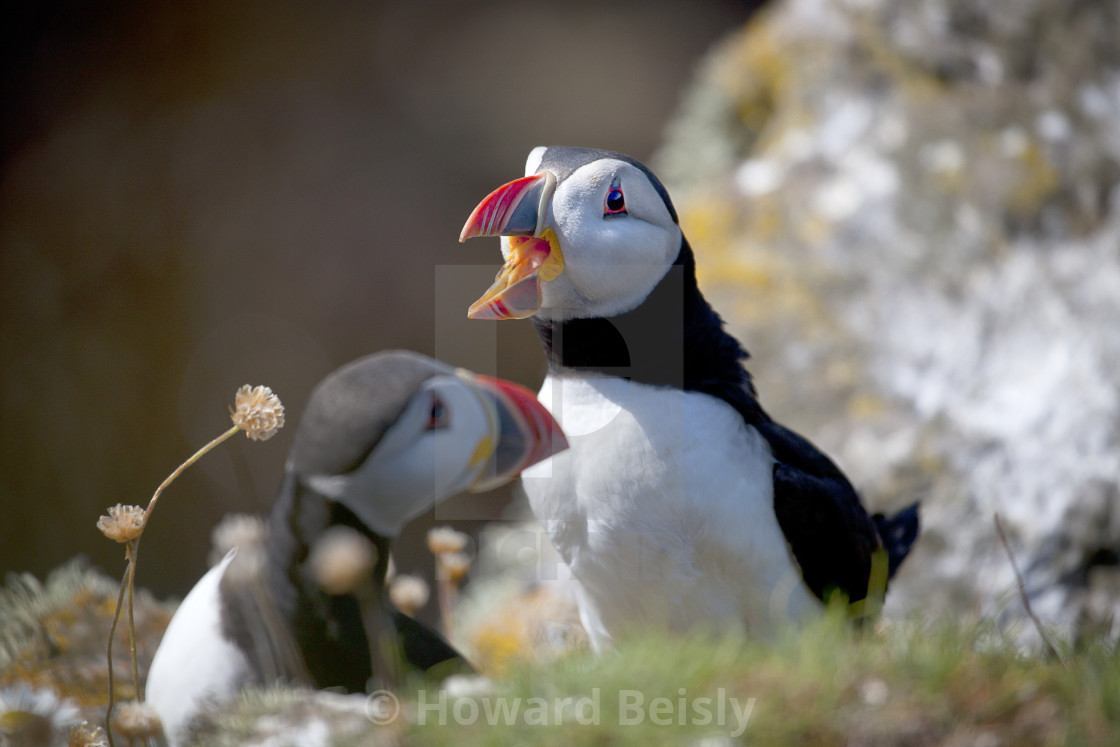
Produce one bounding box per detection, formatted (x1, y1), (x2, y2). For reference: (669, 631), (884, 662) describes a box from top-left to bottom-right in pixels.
(459, 171), (563, 320)
(460, 372), (567, 492)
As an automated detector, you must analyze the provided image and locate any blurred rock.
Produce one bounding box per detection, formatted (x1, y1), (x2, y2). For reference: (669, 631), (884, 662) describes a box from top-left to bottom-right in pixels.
(185, 686), (396, 747)
(655, 0), (1120, 644)
(0, 560), (175, 721)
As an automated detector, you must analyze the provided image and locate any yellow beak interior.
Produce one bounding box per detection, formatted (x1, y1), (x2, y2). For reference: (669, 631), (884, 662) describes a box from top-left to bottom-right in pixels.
(467, 228), (564, 320)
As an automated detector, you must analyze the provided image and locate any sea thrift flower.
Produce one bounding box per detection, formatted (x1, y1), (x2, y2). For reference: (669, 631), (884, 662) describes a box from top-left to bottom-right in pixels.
(110, 700), (163, 740)
(209, 513), (268, 566)
(389, 574), (430, 616)
(230, 384), (285, 441)
(438, 552), (471, 583)
(0, 685), (80, 744)
(96, 504), (146, 543)
(310, 526), (377, 595)
(69, 721), (109, 747)
(427, 526), (469, 556)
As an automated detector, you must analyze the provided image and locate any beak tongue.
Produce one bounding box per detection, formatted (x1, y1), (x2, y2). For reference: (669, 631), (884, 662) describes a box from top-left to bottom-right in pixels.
(467, 374), (567, 493)
(466, 231), (563, 320)
(460, 171), (562, 320)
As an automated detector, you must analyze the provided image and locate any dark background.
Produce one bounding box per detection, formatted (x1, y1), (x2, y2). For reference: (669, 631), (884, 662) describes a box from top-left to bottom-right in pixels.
(1, 0), (758, 615)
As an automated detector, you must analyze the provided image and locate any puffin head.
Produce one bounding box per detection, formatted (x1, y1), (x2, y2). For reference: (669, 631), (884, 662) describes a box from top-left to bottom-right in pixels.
(460, 146), (682, 322)
(286, 350), (566, 536)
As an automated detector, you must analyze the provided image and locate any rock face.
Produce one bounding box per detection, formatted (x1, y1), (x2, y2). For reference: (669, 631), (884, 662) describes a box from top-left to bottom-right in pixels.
(655, 0), (1120, 643)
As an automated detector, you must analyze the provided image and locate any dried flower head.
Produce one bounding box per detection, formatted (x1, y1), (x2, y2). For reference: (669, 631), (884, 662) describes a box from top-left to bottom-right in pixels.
(389, 574), (430, 616)
(110, 700), (163, 740)
(0, 685), (80, 744)
(230, 384), (285, 441)
(437, 552), (471, 583)
(209, 513), (268, 566)
(69, 721), (110, 747)
(309, 526), (377, 595)
(225, 542), (270, 588)
(96, 504), (146, 543)
(427, 526), (469, 557)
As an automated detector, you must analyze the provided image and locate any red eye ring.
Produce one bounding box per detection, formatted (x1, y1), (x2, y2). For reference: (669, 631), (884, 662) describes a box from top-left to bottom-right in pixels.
(604, 187), (626, 215)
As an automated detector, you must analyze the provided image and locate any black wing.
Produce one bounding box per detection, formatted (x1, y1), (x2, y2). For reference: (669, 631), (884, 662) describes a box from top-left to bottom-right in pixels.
(390, 607), (469, 674)
(754, 419), (885, 604)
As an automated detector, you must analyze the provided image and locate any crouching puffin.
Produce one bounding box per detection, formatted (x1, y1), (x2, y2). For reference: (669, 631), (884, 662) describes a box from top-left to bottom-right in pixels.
(145, 351), (566, 742)
(460, 147), (919, 648)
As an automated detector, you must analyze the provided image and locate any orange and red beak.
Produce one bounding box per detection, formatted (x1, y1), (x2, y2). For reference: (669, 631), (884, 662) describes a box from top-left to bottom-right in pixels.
(459, 171), (563, 320)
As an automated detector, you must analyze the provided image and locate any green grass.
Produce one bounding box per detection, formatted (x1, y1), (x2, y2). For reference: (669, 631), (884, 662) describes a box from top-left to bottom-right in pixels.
(4, 564), (1117, 745)
(405, 612), (1119, 746)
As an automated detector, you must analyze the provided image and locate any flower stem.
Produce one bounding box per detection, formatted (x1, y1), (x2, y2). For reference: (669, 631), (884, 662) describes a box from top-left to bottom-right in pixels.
(105, 549), (132, 747)
(145, 425), (240, 521)
(127, 539), (141, 700)
(103, 423), (240, 744)
(437, 576), (458, 644)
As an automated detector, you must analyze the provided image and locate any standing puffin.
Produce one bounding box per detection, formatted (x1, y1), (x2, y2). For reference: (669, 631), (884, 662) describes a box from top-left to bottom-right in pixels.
(145, 351), (566, 743)
(460, 147), (918, 648)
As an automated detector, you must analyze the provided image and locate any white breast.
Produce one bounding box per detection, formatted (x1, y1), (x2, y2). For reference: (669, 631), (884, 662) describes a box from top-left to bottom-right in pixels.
(521, 375), (819, 647)
(146, 549), (255, 745)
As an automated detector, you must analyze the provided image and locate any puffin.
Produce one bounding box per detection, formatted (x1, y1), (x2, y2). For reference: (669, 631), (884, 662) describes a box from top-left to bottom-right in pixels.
(459, 146), (919, 648)
(145, 350), (566, 743)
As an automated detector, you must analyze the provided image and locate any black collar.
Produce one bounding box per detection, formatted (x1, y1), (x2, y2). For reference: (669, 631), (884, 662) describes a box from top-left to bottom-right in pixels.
(531, 237), (770, 426)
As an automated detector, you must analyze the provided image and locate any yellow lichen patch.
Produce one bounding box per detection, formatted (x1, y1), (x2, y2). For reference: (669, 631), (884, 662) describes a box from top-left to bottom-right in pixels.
(0, 563), (174, 712)
(847, 392), (889, 420)
(461, 584), (586, 677)
(1008, 141), (1059, 214)
(698, 259), (774, 291)
(95, 596), (118, 619)
(845, 10), (948, 102)
(717, 16), (793, 132)
(916, 451), (946, 479)
(679, 199), (738, 258)
(71, 588), (97, 609)
(824, 358), (861, 390)
(467, 613), (530, 678)
(742, 195), (788, 244)
(796, 212), (839, 248)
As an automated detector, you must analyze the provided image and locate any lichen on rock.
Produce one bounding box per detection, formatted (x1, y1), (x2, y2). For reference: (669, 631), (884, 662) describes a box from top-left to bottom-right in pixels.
(655, 0), (1120, 645)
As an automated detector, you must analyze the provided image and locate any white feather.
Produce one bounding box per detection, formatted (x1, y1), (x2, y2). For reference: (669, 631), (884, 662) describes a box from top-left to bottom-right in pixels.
(522, 375), (819, 648)
(524, 146), (547, 179)
(145, 549), (254, 745)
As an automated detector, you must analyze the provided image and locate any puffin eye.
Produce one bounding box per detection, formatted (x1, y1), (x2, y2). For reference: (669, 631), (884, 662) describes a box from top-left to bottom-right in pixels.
(426, 394), (450, 430)
(604, 182), (626, 216)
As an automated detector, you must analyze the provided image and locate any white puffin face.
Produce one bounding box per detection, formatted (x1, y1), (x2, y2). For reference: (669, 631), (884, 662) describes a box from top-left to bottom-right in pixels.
(463, 146), (682, 322)
(299, 367), (566, 537)
(304, 375), (493, 536)
(534, 157), (681, 321)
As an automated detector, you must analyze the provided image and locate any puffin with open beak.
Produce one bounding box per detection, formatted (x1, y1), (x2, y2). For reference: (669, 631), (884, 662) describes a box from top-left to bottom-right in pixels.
(461, 147), (918, 649)
(145, 350), (567, 744)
